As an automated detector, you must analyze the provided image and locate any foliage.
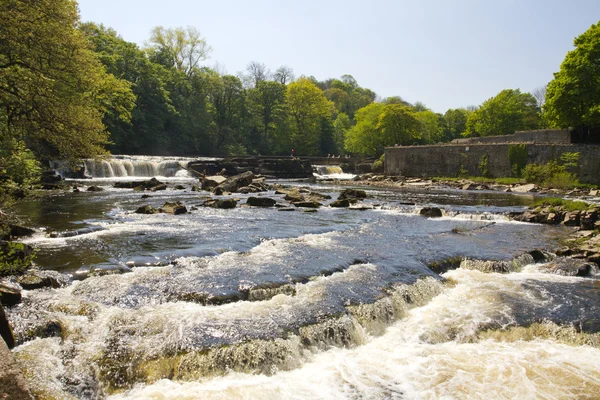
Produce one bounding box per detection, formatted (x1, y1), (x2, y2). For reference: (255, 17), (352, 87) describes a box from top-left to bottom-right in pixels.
(414, 110), (443, 144)
(531, 197), (589, 212)
(478, 154), (489, 177)
(146, 26), (211, 76)
(371, 154), (384, 172)
(286, 78), (334, 155)
(442, 108), (471, 141)
(560, 152), (580, 168)
(377, 104), (420, 147)
(345, 103), (385, 156)
(433, 176), (523, 185)
(508, 144), (528, 177)
(522, 161), (579, 189)
(465, 89), (540, 137)
(545, 22), (600, 139)
(0, 0), (134, 164)
(0, 241), (34, 277)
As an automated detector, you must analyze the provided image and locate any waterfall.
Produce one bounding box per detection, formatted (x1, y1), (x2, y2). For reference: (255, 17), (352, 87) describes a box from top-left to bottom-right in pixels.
(81, 156), (195, 178)
(312, 165), (355, 180)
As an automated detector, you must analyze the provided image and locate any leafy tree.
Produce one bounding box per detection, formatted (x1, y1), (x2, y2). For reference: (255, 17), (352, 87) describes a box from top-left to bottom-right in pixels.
(146, 26), (211, 76)
(206, 73), (246, 153)
(465, 89), (539, 137)
(378, 104), (420, 147)
(0, 0), (134, 169)
(286, 78), (333, 155)
(345, 103), (385, 156)
(545, 22), (600, 140)
(246, 80), (287, 153)
(415, 110), (443, 144)
(333, 112), (352, 154)
(442, 108), (471, 141)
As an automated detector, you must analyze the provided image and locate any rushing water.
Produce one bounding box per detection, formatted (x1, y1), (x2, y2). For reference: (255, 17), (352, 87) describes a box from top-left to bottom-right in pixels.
(4, 160), (600, 399)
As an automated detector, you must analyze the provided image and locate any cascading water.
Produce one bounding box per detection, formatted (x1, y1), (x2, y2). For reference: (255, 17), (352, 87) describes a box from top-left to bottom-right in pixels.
(81, 156), (197, 178)
(4, 181), (599, 399)
(312, 165), (355, 180)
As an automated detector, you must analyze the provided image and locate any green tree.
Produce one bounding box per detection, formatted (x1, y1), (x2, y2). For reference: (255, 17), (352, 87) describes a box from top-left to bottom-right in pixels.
(0, 0), (134, 170)
(333, 112), (352, 154)
(246, 80), (287, 153)
(545, 22), (600, 140)
(344, 103), (385, 156)
(286, 78), (333, 155)
(442, 108), (471, 141)
(206, 73), (246, 153)
(465, 89), (539, 137)
(415, 110), (443, 144)
(378, 104), (420, 147)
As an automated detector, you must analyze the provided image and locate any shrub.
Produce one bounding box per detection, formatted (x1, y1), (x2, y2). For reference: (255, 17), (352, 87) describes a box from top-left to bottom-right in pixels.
(0, 241), (34, 276)
(508, 144), (528, 177)
(371, 154), (384, 172)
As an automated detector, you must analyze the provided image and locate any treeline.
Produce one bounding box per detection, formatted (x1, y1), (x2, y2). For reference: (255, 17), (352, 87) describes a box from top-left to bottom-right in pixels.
(1, 0), (599, 194)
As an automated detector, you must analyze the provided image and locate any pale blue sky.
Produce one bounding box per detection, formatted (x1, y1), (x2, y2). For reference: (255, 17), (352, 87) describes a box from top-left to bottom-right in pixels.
(77, 0), (600, 113)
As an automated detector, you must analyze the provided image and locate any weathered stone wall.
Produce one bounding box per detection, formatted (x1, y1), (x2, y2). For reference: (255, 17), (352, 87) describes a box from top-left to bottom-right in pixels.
(385, 143), (600, 184)
(451, 129), (571, 145)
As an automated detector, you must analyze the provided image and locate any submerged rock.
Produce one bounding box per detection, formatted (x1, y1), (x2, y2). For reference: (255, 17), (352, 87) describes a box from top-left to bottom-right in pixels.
(16, 270), (66, 290)
(292, 201), (322, 208)
(420, 207), (443, 218)
(338, 189), (367, 202)
(246, 197), (276, 207)
(86, 185), (104, 192)
(203, 199), (238, 209)
(0, 339), (32, 398)
(330, 199), (351, 208)
(160, 202), (188, 215)
(543, 258), (598, 277)
(135, 205), (159, 215)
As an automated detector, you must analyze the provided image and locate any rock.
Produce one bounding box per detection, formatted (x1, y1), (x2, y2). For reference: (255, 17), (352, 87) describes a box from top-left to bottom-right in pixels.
(338, 189), (367, 202)
(0, 283), (21, 307)
(330, 199), (351, 208)
(203, 199), (238, 209)
(511, 184), (538, 193)
(191, 185), (200, 192)
(17, 270), (64, 290)
(284, 193), (305, 203)
(141, 194), (152, 199)
(86, 185), (104, 192)
(0, 304), (15, 349)
(9, 225), (35, 238)
(214, 171), (255, 193)
(420, 207), (443, 218)
(115, 178), (165, 190)
(277, 207), (296, 212)
(309, 192), (332, 200)
(562, 211), (581, 227)
(246, 197), (277, 207)
(0, 338), (33, 399)
(150, 183), (167, 191)
(580, 210), (598, 230)
(349, 204), (373, 211)
(544, 257), (598, 277)
(160, 202), (187, 215)
(73, 264), (132, 281)
(462, 183), (476, 190)
(173, 185), (186, 190)
(135, 205), (159, 215)
(546, 212), (561, 224)
(201, 176), (228, 191)
(292, 201), (322, 208)
(589, 189), (599, 197)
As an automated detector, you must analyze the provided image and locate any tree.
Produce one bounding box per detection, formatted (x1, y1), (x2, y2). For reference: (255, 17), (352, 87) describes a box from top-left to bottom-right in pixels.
(378, 104), (420, 147)
(246, 80), (287, 153)
(545, 22), (600, 140)
(245, 61), (269, 88)
(0, 0), (134, 168)
(414, 110), (443, 144)
(345, 103), (385, 156)
(465, 89), (539, 137)
(147, 26), (211, 76)
(286, 78), (333, 155)
(206, 73), (246, 153)
(333, 112), (352, 154)
(532, 85), (547, 108)
(442, 108), (471, 141)
(273, 66), (294, 85)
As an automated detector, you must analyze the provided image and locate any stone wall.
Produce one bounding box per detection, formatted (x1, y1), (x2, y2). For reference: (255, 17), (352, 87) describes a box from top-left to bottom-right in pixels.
(385, 143), (600, 184)
(451, 129), (571, 145)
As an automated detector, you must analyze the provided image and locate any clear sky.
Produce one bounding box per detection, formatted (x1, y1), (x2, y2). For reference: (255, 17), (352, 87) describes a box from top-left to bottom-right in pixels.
(76, 0), (600, 113)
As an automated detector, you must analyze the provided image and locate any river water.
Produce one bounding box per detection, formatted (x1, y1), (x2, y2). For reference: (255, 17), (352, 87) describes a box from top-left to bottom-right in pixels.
(4, 157), (600, 399)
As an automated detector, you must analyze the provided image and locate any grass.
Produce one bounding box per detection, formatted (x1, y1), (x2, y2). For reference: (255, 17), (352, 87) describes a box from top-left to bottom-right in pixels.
(531, 197), (590, 212)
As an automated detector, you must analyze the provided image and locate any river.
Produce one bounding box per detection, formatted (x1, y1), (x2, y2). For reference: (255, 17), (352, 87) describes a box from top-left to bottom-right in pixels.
(4, 156), (600, 399)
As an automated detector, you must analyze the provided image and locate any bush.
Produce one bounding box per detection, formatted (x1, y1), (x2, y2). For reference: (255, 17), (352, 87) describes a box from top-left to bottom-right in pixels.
(371, 154), (384, 172)
(0, 241), (34, 277)
(522, 157), (580, 189)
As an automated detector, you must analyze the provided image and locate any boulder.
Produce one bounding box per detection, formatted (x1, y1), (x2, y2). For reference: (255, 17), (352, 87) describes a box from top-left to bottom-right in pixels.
(203, 199), (237, 209)
(160, 202), (187, 215)
(246, 197), (277, 207)
(201, 176), (227, 191)
(150, 183), (167, 191)
(0, 304), (15, 349)
(462, 182), (475, 190)
(173, 185), (186, 190)
(330, 199), (351, 208)
(0, 283), (21, 307)
(562, 211), (581, 227)
(580, 210), (598, 230)
(338, 189), (367, 202)
(191, 185), (200, 192)
(277, 207), (296, 212)
(544, 257), (598, 277)
(511, 184), (538, 193)
(9, 225), (36, 238)
(135, 205), (159, 215)
(420, 207), (443, 218)
(214, 171), (255, 193)
(284, 193), (305, 203)
(17, 270), (65, 290)
(0, 338), (33, 399)
(86, 185), (104, 192)
(292, 201), (322, 208)
(73, 264), (132, 281)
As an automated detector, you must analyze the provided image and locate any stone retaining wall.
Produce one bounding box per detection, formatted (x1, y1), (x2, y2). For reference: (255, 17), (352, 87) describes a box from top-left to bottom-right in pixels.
(384, 143), (600, 184)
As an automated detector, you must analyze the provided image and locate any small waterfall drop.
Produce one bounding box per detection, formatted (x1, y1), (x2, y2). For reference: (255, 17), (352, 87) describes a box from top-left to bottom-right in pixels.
(312, 165), (355, 180)
(82, 156), (195, 178)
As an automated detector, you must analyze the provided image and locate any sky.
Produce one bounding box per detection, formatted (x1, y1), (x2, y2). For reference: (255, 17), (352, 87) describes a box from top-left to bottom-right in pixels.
(76, 0), (600, 113)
